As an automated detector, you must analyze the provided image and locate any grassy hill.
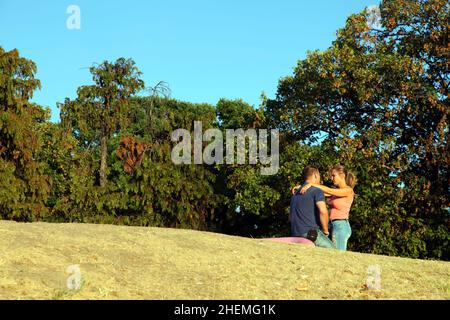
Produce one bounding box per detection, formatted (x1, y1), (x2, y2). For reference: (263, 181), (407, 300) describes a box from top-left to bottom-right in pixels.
(0, 220), (448, 300)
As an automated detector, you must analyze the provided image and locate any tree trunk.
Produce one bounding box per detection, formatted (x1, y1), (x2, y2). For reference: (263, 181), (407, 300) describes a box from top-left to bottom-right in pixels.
(100, 134), (108, 187)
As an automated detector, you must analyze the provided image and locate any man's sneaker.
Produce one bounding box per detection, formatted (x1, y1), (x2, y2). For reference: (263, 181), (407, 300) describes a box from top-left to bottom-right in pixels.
(306, 229), (318, 242)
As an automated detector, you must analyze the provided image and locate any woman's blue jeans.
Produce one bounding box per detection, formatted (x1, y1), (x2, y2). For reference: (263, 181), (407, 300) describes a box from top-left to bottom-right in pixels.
(330, 220), (352, 251)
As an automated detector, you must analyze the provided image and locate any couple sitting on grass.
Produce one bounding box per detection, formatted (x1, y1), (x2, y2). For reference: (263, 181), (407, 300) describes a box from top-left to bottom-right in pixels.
(290, 165), (356, 251)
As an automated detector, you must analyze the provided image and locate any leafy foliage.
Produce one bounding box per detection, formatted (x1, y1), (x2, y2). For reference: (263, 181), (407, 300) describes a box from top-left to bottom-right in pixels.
(0, 47), (51, 221)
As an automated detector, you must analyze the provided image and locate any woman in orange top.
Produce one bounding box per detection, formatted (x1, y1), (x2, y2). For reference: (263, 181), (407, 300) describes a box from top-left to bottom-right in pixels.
(292, 165), (356, 251)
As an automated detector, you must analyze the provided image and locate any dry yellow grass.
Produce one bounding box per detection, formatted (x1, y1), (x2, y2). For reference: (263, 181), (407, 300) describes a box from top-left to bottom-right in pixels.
(0, 220), (448, 300)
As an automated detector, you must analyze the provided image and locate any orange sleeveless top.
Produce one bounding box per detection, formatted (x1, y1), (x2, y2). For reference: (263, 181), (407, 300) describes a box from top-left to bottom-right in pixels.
(329, 193), (354, 221)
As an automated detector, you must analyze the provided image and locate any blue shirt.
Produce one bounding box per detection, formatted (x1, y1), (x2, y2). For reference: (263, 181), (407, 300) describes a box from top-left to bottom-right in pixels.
(290, 184), (325, 236)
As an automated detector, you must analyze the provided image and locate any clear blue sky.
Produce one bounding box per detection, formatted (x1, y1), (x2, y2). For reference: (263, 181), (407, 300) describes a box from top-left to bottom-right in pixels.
(0, 0), (378, 122)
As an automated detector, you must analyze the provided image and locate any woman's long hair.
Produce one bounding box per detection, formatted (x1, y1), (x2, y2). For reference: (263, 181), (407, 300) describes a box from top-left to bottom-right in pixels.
(331, 165), (357, 188)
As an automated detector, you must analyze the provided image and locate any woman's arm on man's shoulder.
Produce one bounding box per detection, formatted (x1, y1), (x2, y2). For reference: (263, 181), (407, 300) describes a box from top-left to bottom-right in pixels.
(311, 184), (354, 197)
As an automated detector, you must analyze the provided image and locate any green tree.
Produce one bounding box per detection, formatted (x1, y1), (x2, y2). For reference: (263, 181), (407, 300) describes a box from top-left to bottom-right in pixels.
(0, 47), (51, 220)
(61, 58), (145, 187)
(113, 97), (222, 229)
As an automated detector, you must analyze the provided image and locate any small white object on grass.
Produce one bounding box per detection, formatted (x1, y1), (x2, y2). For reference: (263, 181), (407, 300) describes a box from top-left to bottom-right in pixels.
(66, 264), (82, 290)
(366, 264), (382, 290)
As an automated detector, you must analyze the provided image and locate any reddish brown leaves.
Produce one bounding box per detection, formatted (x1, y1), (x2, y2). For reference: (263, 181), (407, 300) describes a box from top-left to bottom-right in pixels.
(116, 136), (148, 174)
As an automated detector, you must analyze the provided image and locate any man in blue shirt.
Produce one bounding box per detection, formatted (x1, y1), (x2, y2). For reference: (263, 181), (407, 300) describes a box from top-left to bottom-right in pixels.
(290, 166), (335, 249)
